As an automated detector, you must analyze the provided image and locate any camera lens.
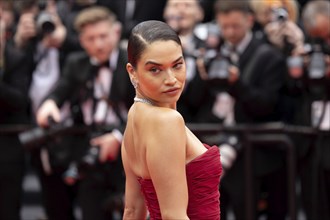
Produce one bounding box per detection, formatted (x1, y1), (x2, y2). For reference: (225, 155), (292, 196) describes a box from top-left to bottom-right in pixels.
(273, 8), (288, 22)
(309, 50), (326, 79)
(36, 12), (55, 35)
(208, 57), (230, 80)
(19, 127), (47, 149)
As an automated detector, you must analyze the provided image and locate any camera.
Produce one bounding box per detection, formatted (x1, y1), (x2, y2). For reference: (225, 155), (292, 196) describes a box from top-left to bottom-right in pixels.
(63, 145), (100, 184)
(35, 0), (55, 37)
(308, 45), (326, 80)
(19, 118), (74, 150)
(272, 7), (288, 22)
(202, 46), (233, 86)
(299, 38), (330, 83)
(287, 38), (329, 84)
(307, 40), (329, 81)
(62, 131), (104, 183)
(208, 56), (230, 80)
(18, 0), (56, 37)
(35, 11), (56, 37)
(79, 145), (100, 170)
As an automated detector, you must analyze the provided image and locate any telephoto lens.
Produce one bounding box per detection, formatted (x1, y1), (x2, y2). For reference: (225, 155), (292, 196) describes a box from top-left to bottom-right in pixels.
(36, 11), (55, 36)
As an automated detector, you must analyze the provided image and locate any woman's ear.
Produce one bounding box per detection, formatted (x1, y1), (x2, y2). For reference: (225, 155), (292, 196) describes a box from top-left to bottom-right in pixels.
(126, 63), (135, 77)
(126, 63), (139, 89)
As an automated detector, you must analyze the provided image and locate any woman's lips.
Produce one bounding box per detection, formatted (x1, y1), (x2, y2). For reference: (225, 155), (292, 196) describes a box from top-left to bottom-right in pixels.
(163, 87), (180, 95)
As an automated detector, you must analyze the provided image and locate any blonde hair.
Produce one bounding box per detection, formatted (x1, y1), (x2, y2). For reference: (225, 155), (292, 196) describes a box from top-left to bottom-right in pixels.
(250, 0), (299, 22)
(74, 6), (116, 33)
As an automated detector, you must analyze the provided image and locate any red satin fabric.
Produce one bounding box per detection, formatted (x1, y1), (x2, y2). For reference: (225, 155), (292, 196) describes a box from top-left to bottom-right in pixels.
(138, 144), (222, 220)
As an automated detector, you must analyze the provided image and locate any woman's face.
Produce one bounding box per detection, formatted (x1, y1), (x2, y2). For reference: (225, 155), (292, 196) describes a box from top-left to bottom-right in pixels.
(131, 40), (186, 108)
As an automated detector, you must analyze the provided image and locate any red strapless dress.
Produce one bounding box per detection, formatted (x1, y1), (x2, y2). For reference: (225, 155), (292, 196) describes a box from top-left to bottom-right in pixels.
(138, 144), (222, 220)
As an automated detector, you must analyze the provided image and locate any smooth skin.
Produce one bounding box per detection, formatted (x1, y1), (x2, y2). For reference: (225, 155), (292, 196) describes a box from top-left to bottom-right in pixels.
(122, 40), (207, 219)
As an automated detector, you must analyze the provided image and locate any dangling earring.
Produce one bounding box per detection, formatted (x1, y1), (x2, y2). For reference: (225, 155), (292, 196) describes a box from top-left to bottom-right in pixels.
(131, 79), (138, 89)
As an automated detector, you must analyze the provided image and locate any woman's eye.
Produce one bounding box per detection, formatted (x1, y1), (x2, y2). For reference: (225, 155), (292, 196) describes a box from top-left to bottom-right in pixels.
(173, 62), (183, 69)
(150, 67), (161, 73)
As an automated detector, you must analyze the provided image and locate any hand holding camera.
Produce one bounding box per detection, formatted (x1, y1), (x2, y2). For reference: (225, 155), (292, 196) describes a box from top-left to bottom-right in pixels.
(90, 133), (121, 163)
(265, 20), (304, 54)
(38, 12), (66, 48)
(62, 132), (121, 185)
(14, 13), (37, 48)
(36, 1), (66, 49)
(14, 1), (66, 49)
(197, 46), (241, 86)
(286, 39), (329, 82)
(36, 99), (61, 127)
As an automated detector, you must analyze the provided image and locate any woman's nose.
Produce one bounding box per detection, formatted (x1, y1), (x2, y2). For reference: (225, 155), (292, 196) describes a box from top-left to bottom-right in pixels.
(164, 70), (177, 85)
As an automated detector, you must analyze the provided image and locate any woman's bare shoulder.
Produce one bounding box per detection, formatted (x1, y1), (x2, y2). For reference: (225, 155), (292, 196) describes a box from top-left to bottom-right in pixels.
(143, 108), (185, 147)
(148, 107), (185, 127)
(129, 106), (185, 140)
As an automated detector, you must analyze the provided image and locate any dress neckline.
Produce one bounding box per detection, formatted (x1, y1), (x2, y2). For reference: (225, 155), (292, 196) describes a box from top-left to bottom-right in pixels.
(138, 145), (218, 181)
(186, 144), (216, 166)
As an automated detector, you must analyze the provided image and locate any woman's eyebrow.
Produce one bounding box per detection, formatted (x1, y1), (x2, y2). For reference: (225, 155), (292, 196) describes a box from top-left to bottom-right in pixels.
(145, 61), (162, 66)
(145, 56), (183, 66)
(172, 56), (183, 63)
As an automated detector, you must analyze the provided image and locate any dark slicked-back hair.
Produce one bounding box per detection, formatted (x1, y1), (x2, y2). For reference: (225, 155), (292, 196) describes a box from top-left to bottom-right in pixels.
(127, 20), (182, 68)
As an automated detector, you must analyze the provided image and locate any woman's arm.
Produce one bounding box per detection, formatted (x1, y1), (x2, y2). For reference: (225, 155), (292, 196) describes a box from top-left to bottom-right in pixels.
(122, 142), (147, 220)
(147, 109), (189, 220)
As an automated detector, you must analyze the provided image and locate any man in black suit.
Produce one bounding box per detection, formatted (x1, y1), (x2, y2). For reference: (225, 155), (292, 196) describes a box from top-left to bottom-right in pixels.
(294, 2), (330, 219)
(0, 1), (68, 218)
(0, 23), (33, 220)
(36, 6), (134, 220)
(207, 1), (287, 219)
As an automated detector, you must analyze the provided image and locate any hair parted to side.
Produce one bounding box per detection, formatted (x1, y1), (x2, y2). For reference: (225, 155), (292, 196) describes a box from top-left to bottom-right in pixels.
(127, 20), (182, 68)
(214, 0), (252, 14)
(74, 6), (116, 33)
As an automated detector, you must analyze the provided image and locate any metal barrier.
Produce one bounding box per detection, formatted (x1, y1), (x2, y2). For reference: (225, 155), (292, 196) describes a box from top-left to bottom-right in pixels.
(0, 122), (328, 220)
(188, 122), (327, 220)
(244, 134), (295, 220)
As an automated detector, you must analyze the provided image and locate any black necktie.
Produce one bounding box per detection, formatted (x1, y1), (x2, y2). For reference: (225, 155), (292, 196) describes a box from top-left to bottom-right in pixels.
(98, 61), (110, 69)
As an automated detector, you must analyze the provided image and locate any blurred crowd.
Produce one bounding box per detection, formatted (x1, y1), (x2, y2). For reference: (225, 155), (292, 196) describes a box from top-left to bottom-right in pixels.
(0, 0), (329, 220)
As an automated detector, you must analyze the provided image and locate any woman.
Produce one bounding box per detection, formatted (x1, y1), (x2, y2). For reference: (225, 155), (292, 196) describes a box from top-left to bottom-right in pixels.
(122, 20), (221, 220)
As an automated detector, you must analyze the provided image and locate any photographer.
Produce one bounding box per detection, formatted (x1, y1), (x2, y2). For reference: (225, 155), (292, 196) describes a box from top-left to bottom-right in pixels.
(250, 0), (305, 55)
(0, 3), (33, 219)
(36, 6), (134, 220)
(201, 1), (288, 219)
(293, 1), (330, 220)
(10, 2), (88, 220)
